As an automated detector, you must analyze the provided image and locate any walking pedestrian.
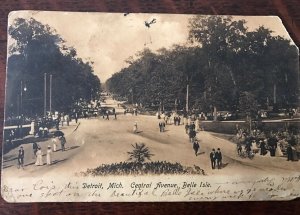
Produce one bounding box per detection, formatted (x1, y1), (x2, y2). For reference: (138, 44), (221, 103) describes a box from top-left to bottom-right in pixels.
(162, 121), (166, 132)
(193, 140), (200, 156)
(210, 149), (216, 169)
(133, 122), (138, 133)
(46, 145), (52, 165)
(65, 115), (70, 126)
(52, 137), (57, 152)
(260, 139), (267, 156)
(17, 146), (24, 169)
(61, 114), (65, 126)
(287, 144), (293, 161)
(159, 122), (162, 132)
(237, 142), (242, 155)
(216, 148), (222, 169)
(195, 118), (200, 131)
(74, 112), (78, 123)
(189, 129), (196, 143)
(106, 111), (109, 120)
(60, 136), (66, 151)
(32, 142), (38, 157)
(185, 124), (189, 134)
(35, 147), (43, 166)
(275, 141), (283, 157)
(55, 119), (60, 130)
(190, 122), (195, 131)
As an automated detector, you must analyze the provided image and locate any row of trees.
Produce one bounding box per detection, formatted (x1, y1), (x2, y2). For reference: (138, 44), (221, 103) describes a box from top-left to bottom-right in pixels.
(107, 16), (299, 116)
(6, 18), (101, 117)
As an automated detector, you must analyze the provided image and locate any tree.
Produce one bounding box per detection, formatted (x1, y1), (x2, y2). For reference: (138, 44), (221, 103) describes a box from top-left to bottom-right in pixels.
(238, 91), (259, 133)
(6, 18), (101, 116)
(127, 143), (154, 163)
(107, 16), (298, 117)
(188, 15), (248, 120)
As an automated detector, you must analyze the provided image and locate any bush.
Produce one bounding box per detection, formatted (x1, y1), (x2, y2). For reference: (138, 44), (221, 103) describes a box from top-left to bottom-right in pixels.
(80, 161), (206, 176)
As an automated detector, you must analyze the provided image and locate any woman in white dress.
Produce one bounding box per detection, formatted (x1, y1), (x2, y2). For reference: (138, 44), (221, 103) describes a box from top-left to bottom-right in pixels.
(46, 145), (52, 165)
(35, 147), (43, 166)
(195, 118), (200, 131)
(133, 122), (138, 133)
(251, 140), (259, 153)
(275, 141), (284, 157)
(52, 137), (57, 152)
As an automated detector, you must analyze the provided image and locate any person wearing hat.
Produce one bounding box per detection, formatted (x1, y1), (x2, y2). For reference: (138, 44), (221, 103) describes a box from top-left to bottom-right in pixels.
(210, 148), (216, 169)
(46, 145), (52, 165)
(35, 147), (43, 166)
(193, 139), (200, 156)
(215, 148), (222, 169)
(17, 146), (24, 169)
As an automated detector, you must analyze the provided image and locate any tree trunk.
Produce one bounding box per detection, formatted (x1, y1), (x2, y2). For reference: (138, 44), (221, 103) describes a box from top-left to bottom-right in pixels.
(249, 115), (252, 135)
(213, 106), (217, 121)
(273, 83), (276, 104)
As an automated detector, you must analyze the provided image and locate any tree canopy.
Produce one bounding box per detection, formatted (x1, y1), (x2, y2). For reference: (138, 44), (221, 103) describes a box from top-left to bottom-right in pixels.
(6, 18), (101, 117)
(107, 16), (299, 114)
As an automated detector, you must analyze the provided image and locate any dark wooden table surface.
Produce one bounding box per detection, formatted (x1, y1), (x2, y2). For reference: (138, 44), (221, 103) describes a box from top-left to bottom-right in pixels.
(0, 1), (299, 214)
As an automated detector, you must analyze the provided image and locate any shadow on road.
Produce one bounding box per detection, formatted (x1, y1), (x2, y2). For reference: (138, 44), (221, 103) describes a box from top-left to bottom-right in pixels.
(3, 155), (18, 163)
(3, 164), (14, 169)
(221, 163), (229, 168)
(196, 152), (205, 156)
(24, 162), (36, 167)
(65, 146), (80, 151)
(52, 158), (68, 165)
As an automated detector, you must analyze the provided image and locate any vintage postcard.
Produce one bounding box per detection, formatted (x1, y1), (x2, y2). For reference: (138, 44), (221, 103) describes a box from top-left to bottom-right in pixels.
(1, 11), (300, 202)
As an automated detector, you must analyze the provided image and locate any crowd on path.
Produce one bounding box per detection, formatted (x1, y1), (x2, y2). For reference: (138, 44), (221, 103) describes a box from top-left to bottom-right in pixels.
(155, 111), (226, 170)
(15, 135), (68, 170)
(235, 127), (299, 161)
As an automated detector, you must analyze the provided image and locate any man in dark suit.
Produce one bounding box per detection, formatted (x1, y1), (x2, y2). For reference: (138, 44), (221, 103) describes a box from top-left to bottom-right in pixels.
(287, 144), (293, 161)
(193, 140), (200, 156)
(210, 148), (216, 169)
(216, 148), (222, 169)
(17, 146), (24, 169)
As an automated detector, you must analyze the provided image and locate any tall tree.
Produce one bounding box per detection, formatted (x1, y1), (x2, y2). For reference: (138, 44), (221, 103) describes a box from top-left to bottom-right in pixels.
(7, 18), (101, 117)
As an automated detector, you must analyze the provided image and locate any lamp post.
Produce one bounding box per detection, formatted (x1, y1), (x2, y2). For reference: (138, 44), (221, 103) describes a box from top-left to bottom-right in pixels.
(19, 80), (27, 138)
(44, 73), (47, 117)
(50, 74), (52, 114)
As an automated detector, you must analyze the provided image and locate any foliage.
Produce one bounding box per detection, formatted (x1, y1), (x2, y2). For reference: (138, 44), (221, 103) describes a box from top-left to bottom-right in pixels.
(106, 15), (299, 115)
(238, 91), (258, 116)
(81, 161), (206, 176)
(6, 18), (101, 117)
(127, 143), (154, 163)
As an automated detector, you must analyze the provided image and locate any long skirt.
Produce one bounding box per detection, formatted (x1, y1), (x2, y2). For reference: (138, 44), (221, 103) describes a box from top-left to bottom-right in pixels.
(46, 153), (51, 165)
(35, 155), (43, 166)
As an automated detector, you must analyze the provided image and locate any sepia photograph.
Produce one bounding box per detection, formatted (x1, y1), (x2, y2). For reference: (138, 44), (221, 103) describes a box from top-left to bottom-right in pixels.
(1, 11), (300, 202)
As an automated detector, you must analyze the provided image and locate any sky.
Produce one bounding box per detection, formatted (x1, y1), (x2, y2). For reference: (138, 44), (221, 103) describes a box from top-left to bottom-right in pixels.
(8, 11), (295, 82)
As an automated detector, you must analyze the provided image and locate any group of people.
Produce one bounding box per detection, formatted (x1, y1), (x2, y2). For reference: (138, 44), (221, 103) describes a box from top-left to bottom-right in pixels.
(210, 148), (223, 169)
(185, 122), (197, 143)
(173, 116), (181, 126)
(16, 135), (67, 169)
(235, 127), (299, 161)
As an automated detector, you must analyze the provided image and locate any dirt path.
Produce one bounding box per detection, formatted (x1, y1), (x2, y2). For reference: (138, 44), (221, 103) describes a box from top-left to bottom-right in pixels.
(3, 97), (300, 178)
